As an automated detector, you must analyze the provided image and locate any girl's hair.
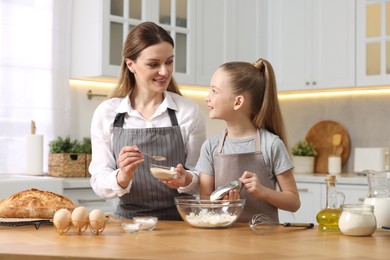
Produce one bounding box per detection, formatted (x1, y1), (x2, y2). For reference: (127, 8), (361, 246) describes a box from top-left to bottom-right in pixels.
(219, 58), (287, 145)
(109, 21), (181, 98)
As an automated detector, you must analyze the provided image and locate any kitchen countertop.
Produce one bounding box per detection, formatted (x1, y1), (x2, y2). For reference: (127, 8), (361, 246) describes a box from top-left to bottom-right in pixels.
(293, 172), (368, 185)
(0, 172), (368, 188)
(0, 221), (389, 259)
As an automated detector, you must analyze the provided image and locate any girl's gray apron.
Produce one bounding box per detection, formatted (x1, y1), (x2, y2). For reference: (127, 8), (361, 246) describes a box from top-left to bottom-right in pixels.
(214, 130), (278, 223)
(112, 109), (187, 220)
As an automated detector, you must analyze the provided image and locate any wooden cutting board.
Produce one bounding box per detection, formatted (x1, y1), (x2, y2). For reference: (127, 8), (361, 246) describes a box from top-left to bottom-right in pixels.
(305, 120), (350, 173)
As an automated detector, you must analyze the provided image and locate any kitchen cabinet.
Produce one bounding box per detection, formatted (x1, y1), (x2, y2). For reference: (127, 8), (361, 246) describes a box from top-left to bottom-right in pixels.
(62, 178), (118, 213)
(279, 182), (323, 224)
(62, 187), (118, 213)
(335, 184), (368, 204)
(71, 0), (267, 86)
(356, 0), (390, 86)
(267, 0), (356, 91)
(0, 175), (63, 199)
(279, 175), (369, 224)
(71, 0), (195, 83)
(194, 0), (267, 86)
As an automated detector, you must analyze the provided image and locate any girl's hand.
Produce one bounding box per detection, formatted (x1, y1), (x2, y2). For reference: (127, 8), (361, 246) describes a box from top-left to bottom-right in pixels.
(116, 145), (144, 187)
(239, 171), (265, 199)
(160, 164), (191, 189)
(222, 189), (240, 201)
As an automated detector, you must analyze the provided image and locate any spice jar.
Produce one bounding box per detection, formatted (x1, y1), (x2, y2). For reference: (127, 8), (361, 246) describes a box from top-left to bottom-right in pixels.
(338, 204), (376, 237)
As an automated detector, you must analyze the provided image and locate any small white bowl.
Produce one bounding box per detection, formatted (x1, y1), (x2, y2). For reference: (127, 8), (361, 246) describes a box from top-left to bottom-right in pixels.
(133, 216), (158, 231)
(121, 223), (141, 234)
(149, 164), (177, 180)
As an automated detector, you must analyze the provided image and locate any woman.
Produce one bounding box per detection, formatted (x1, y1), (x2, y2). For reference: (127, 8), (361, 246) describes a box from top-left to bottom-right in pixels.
(89, 22), (206, 220)
(197, 58), (300, 222)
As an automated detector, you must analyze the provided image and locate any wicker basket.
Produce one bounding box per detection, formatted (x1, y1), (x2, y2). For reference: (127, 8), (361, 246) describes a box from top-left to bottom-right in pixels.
(48, 153), (86, 177)
(85, 154), (92, 177)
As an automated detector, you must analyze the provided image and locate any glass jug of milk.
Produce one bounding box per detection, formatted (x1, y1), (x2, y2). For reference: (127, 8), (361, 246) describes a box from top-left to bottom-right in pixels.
(363, 170), (390, 229)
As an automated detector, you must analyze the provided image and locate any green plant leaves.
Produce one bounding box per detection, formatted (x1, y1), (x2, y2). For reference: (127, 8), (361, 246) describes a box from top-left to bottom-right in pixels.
(49, 136), (91, 154)
(292, 140), (317, 157)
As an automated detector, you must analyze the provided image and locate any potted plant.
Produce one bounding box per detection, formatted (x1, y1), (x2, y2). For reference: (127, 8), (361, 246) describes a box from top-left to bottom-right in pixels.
(291, 140), (318, 174)
(48, 136), (88, 177)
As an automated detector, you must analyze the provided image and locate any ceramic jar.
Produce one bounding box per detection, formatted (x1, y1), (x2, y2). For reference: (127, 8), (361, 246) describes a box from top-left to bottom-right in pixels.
(338, 204), (376, 236)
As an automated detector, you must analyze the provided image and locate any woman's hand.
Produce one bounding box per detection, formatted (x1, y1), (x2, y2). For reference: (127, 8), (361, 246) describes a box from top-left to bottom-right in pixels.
(160, 164), (192, 189)
(116, 145), (144, 188)
(239, 171), (265, 199)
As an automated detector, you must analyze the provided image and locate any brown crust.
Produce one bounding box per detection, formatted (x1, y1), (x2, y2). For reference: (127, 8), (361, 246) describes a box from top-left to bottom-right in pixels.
(0, 189), (77, 219)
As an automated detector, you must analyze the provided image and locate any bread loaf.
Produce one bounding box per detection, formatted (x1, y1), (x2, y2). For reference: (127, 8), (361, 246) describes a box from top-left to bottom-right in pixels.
(0, 188), (77, 219)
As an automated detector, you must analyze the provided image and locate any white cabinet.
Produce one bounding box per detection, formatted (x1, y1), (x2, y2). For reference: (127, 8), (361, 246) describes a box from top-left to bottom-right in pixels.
(71, 0), (116, 80)
(279, 182), (323, 224)
(194, 0), (267, 86)
(356, 0), (390, 86)
(0, 175), (63, 199)
(336, 184), (368, 204)
(63, 187), (118, 214)
(279, 180), (369, 224)
(71, 0), (195, 83)
(267, 0), (356, 91)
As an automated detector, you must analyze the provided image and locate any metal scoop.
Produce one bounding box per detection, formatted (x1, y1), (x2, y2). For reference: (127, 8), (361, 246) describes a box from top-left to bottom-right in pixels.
(139, 151), (166, 161)
(210, 180), (242, 201)
(250, 213), (314, 235)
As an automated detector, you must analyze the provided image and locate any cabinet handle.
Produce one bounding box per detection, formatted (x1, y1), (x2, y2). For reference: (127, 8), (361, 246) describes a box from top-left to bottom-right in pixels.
(358, 198), (365, 202)
(306, 82), (310, 86)
(312, 81), (316, 85)
(298, 188), (309, 192)
(78, 199), (107, 204)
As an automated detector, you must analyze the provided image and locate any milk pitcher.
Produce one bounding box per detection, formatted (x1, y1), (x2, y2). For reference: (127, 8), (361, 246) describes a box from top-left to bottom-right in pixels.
(363, 170), (390, 228)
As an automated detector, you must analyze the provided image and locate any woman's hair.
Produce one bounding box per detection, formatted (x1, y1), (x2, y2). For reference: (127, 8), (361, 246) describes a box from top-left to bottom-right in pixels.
(219, 58), (287, 145)
(109, 21), (181, 98)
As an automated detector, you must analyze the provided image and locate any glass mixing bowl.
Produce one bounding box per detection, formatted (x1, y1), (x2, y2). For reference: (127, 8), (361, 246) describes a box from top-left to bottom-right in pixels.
(175, 196), (245, 228)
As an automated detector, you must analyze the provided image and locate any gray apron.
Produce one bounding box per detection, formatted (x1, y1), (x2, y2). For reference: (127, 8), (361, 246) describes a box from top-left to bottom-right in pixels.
(214, 129), (278, 223)
(112, 109), (186, 220)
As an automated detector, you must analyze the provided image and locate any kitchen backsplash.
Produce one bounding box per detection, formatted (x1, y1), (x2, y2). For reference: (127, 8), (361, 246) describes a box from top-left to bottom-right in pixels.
(70, 82), (390, 174)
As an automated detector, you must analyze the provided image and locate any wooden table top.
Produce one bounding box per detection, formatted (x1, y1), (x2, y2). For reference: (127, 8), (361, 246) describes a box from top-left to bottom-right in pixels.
(0, 221), (389, 259)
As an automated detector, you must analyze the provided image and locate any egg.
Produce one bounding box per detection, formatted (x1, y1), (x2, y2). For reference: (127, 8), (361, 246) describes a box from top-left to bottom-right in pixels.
(71, 206), (89, 229)
(89, 209), (107, 231)
(53, 208), (72, 231)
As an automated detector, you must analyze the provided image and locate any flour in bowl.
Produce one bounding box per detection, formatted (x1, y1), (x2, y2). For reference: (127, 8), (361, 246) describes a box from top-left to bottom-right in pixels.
(185, 212), (238, 227)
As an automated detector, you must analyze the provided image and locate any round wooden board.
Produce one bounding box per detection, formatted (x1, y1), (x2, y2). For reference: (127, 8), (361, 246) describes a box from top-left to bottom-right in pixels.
(305, 120), (350, 174)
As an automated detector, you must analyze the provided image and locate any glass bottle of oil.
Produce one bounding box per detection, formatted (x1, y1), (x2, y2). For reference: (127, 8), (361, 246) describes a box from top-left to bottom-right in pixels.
(316, 175), (345, 231)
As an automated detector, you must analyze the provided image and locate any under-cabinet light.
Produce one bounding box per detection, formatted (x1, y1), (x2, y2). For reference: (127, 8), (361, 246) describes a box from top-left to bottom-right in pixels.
(277, 87), (390, 100)
(70, 80), (390, 99)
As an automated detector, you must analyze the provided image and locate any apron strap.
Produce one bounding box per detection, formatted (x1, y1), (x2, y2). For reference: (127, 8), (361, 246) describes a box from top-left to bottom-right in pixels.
(114, 113), (126, 127)
(167, 108), (178, 126)
(217, 129), (261, 154)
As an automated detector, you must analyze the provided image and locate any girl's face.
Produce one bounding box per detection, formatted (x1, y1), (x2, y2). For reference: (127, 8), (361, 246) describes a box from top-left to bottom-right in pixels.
(126, 42), (174, 93)
(206, 68), (236, 120)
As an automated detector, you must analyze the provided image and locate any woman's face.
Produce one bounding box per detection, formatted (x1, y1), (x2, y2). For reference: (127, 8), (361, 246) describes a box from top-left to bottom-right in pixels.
(206, 68), (236, 120)
(126, 42), (174, 93)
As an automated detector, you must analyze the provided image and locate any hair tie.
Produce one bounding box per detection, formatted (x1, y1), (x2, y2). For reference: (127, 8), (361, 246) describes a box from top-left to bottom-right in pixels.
(253, 59), (265, 72)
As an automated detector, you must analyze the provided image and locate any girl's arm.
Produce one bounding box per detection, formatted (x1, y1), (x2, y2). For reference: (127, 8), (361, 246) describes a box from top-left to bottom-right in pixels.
(200, 173), (215, 197)
(240, 169), (301, 212)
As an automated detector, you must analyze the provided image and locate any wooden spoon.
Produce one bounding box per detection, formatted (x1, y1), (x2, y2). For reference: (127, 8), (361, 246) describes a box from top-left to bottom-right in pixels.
(332, 134), (342, 155)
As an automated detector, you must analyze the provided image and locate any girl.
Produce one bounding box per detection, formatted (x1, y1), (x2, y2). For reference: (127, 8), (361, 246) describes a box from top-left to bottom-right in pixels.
(197, 58), (300, 222)
(89, 22), (206, 220)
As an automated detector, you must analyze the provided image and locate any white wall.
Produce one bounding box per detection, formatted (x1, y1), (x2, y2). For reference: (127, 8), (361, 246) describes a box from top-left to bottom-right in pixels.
(70, 82), (390, 174)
